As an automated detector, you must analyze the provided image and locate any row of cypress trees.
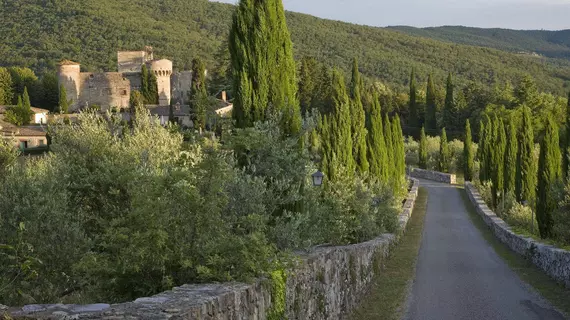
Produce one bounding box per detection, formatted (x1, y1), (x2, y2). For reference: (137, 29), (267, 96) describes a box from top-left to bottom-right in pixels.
(417, 126), (450, 174)
(475, 105), (566, 239)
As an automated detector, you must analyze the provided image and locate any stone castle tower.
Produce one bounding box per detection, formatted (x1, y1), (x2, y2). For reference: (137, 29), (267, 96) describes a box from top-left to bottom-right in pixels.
(58, 47), (177, 111)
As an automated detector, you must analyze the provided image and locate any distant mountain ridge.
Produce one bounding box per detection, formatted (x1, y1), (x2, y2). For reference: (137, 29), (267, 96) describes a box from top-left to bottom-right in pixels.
(1, 0), (570, 95)
(388, 26), (570, 60)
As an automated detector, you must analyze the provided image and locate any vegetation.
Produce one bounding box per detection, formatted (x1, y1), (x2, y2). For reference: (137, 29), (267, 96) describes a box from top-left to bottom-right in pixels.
(463, 120), (474, 181)
(349, 58), (369, 174)
(4, 89), (34, 126)
(419, 127), (428, 170)
(438, 128), (449, 173)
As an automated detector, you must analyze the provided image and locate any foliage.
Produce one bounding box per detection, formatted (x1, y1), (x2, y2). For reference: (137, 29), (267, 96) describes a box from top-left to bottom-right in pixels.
(419, 127), (428, 170)
(349, 58), (369, 174)
(425, 74), (437, 132)
(408, 69), (419, 128)
(365, 89), (387, 182)
(536, 116), (562, 239)
(516, 106), (537, 204)
(141, 64), (158, 105)
(438, 128), (449, 173)
(58, 84), (69, 114)
(0, 138), (19, 172)
(504, 115), (518, 194)
(463, 120), (474, 181)
(391, 116), (407, 194)
(4, 95), (33, 126)
(491, 117), (506, 208)
(553, 182), (570, 245)
(0, 67), (14, 105)
(267, 269), (287, 320)
(229, 0), (300, 134)
(564, 92), (570, 179)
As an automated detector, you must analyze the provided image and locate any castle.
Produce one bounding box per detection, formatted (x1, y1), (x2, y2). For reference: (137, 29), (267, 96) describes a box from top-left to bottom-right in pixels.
(57, 47), (192, 111)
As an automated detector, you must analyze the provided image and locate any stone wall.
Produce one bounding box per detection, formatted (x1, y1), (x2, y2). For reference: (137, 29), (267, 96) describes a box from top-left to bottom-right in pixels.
(6, 179), (420, 320)
(408, 167), (456, 184)
(464, 182), (570, 289)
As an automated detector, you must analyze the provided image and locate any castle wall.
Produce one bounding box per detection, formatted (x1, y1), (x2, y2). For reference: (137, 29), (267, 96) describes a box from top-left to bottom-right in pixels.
(57, 64), (81, 108)
(75, 73), (131, 111)
(171, 71), (193, 105)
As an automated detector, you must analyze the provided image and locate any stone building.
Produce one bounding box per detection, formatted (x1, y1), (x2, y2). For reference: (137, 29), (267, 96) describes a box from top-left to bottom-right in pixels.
(57, 47), (192, 111)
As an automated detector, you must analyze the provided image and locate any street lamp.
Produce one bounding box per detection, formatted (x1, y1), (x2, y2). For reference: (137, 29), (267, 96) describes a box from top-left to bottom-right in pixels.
(312, 170), (324, 187)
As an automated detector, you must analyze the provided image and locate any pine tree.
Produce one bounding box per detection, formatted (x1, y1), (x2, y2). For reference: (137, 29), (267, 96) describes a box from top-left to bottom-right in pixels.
(438, 128), (449, 172)
(141, 64), (150, 103)
(366, 89), (387, 182)
(478, 120), (486, 182)
(536, 116), (562, 239)
(426, 74), (437, 133)
(464, 120), (474, 181)
(349, 58), (369, 173)
(442, 73), (456, 131)
(516, 106), (537, 204)
(564, 92), (570, 179)
(58, 84), (69, 113)
(492, 117), (506, 208)
(419, 126), (428, 169)
(229, 0), (300, 134)
(504, 115), (518, 195)
(408, 69), (418, 128)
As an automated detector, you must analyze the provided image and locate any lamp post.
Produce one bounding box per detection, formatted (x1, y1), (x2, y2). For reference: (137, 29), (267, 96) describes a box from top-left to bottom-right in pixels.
(312, 170), (324, 187)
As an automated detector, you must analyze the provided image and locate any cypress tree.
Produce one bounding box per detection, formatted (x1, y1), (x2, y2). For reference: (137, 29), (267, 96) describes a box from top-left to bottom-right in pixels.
(564, 91), (570, 179)
(298, 56), (317, 115)
(478, 120), (486, 182)
(536, 116), (562, 239)
(419, 126), (428, 169)
(148, 72), (159, 104)
(229, 0), (300, 134)
(58, 84), (69, 114)
(481, 115), (494, 182)
(516, 106), (537, 203)
(190, 58), (209, 130)
(392, 115), (406, 191)
(349, 58), (369, 173)
(504, 115), (518, 195)
(442, 73), (456, 131)
(408, 69), (418, 128)
(438, 128), (449, 173)
(426, 74), (437, 133)
(492, 117), (506, 208)
(366, 89), (387, 182)
(141, 64), (150, 103)
(384, 114), (394, 181)
(464, 120), (474, 181)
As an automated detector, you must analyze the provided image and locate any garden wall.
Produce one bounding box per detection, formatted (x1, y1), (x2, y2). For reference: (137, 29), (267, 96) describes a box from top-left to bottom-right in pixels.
(464, 182), (570, 289)
(5, 179), (421, 320)
(408, 167), (456, 184)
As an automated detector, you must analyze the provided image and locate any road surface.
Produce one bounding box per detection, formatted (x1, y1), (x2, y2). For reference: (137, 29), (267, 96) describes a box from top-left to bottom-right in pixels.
(405, 180), (566, 320)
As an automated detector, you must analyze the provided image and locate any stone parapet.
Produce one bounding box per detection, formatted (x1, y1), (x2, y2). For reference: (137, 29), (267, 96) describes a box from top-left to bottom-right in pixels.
(465, 182), (570, 289)
(408, 167), (456, 184)
(6, 179), (420, 320)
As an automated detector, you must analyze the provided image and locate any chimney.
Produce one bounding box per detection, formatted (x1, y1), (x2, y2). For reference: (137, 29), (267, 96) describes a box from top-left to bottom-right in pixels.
(221, 91), (227, 102)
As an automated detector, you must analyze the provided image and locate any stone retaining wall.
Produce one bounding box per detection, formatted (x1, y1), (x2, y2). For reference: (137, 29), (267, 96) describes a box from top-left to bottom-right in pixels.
(408, 167), (456, 184)
(465, 182), (570, 289)
(5, 180), (421, 320)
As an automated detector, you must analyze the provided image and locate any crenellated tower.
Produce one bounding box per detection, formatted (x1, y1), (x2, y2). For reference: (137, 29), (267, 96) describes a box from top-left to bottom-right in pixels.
(149, 59), (173, 106)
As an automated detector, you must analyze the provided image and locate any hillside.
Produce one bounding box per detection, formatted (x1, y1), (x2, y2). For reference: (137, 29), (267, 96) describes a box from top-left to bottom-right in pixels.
(389, 26), (570, 60)
(1, 0), (570, 95)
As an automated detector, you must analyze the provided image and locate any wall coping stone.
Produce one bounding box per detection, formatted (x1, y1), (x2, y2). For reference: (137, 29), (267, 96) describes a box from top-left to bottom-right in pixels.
(408, 167), (456, 184)
(6, 179), (421, 320)
(464, 181), (570, 289)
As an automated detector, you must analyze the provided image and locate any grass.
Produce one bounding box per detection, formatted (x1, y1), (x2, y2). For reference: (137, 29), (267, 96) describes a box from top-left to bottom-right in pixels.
(350, 187), (428, 320)
(459, 189), (570, 317)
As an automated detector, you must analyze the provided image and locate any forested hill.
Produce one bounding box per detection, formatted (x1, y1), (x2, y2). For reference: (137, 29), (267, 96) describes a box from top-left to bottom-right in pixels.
(2, 0), (570, 95)
(389, 26), (570, 60)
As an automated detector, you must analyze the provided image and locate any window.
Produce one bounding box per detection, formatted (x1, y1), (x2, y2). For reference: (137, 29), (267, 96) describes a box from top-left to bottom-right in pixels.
(39, 139), (45, 146)
(121, 89), (128, 96)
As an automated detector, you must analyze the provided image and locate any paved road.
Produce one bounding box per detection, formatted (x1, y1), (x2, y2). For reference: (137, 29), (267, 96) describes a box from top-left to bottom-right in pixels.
(405, 180), (566, 320)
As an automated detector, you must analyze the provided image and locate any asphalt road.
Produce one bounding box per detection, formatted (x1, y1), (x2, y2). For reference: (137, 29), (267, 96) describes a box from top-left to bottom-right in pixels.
(405, 180), (566, 320)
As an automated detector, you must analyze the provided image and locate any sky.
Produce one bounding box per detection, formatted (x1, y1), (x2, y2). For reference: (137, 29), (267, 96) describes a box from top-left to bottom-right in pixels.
(212, 0), (570, 30)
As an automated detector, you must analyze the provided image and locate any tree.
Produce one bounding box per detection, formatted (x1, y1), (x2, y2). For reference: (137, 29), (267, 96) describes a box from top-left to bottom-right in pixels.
(536, 116), (562, 239)
(442, 73), (458, 131)
(516, 106), (537, 204)
(425, 74), (437, 133)
(438, 128), (449, 173)
(8, 67), (38, 105)
(366, 89), (387, 182)
(41, 73), (59, 112)
(504, 115), (518, 195)
(141, 64), (150, 103)
(392, 115), (406, 191)
(491, 117), (506, 208)
(22, 87), (32, 110)
(190, 58), (210, 131)
(478, 120), (486, 182)
(4, 95), (33, 126)
(349, 58), (369, 173)
(384, 114), (394, 181)
(463, 120), (474, 181)
(58, 85), (69, 114)
(480, 115), (493, 182)
(147, 72), (159, 105)
(298, 56), (317, 115)
(0, 67), (13, 105)
(419, 127), (428, 169)
(564, 91), (570, 179)
(129, 90), (145, 118)
(408, 69), (419, 128)
(229, 0), (301, 134)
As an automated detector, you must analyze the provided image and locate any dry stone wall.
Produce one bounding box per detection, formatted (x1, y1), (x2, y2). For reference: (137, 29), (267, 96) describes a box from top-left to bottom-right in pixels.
(465, 182), (570, 289)
(408, 168), (456, 184)
(6, 179), (420, 320)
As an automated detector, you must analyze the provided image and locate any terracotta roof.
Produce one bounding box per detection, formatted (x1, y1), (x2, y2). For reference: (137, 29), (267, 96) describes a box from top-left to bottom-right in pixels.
(1, 124), (47, 137)
(0, 106), (49, 114)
